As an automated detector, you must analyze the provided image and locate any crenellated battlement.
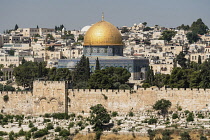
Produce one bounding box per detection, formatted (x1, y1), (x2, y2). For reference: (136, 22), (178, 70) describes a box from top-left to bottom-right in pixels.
(0, 91), (32, 95)
(33, 80), (67, 86)
(68, 88), (130, 94)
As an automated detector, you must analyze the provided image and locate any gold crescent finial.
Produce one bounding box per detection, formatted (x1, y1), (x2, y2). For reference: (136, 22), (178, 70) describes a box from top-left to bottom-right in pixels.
(102, 12), (104, 21)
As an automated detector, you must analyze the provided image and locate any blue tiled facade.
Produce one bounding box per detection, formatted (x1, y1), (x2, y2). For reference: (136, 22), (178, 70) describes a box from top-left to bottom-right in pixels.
(58, 57), (149, 80)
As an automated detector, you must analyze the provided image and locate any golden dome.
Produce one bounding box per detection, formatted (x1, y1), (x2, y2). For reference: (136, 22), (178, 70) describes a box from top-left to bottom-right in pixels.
(83, 20), (123, 46)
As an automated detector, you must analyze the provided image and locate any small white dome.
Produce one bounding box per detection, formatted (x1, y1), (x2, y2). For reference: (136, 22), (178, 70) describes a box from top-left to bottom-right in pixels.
(81, 25), (91, 33)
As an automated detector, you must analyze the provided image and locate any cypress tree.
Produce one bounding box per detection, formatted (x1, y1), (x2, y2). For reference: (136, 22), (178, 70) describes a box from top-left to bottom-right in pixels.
(86, 57), (90, 79)
(73, 55), (90, 88)
(95, 57), (100, 71)
(15, 24), (19, 30)
(21, 57), (26, 65)
(198, 55), (202, 64)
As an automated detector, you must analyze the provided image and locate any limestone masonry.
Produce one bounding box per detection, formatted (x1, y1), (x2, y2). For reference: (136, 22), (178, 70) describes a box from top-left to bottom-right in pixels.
(0, 81), (210, 115)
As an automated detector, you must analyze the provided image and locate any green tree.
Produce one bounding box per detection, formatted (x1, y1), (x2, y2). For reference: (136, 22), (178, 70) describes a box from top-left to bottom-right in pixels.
(89, 104), (111, 131)
(21, 57), (26, 65)
(153, 74), (170, 88)
(159, 30), (176, 42)
(9, 131), (14, 140)
(46, 123), (54, 130)
(200, 135), (207, 140)
(190, 18), (209, 35)
(59, 129), (70, 137)
(142, 22), (147, 26)
(46, 34), (55, 40)
(8, 50), (15, 56)
(95, 57), (100, 71)
(143, 27), (152, 31)
(144, 66), (154, 87)
(180, 132), (191, 140)
(14, 24), (19, 30)
(48, 67), (71, 81)
(169, 67), (190, 88)
(198, 55), (202, 64)
(176, 52), (187, 68)
(186, 32), (200, 44)
(147, 129), (156, 140)
(186, 112), (194, 122)
(177, 24), (190, 31)
(199, 59), (210, 88)
(73, 55), (90, 88)
(172, 113), (179, 119)
(189, 71), (201, 88)
(33, 128), (48, 138)
(78, 34), (84, 41)
(13, 61), (48, 89)
(153, 99), (172, 119)
(88, 67), (131, 89)
(161, 130), (173, 140)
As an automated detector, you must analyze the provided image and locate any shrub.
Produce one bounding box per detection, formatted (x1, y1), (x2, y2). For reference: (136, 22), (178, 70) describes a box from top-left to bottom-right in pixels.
(172, 113), (179, 119)
(112, 128), (118, 133)
(128, 111), (134, 117)
(43, 119), (51, 123)
(3, 95), (9, 102)
(25, 132), (31, 140)
(44, 113), (51, 118)
(117, 120), (122, 125)
(46, 123), (54, 130)
(147, 129), (156, 140)
(55, 126), (61, 132)
(0, 114), (3, 119)
(184, 110), (190, 115)
(30, 127), (38, 132)
(142, 83), (151, 88)
(28, 122), (34, 128)
(33, 128), (48, 138)
(0, 131), (7, 136)
(9, 131), (14, 140)
(148, 118), (157, 124)
(59, 129), (70, 137)
(68, 122), (74, 128)
(18, 129), (25, 136)
(77, 121), (83, 127)
(197, 114), (204, 119)
(102, 94), (108, 100)
(52, 113), (69, 119)
(186, 112), (194, 122)
(200, 135), (207, 140)
(77, 115), (83, 119)
(111, 111), (118, 117)
(180, 132), (191, 140)
(69, 113), (75, 118)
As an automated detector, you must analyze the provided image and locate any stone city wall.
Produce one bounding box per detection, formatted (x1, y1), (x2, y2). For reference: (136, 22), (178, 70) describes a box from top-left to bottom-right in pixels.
(1, 81), (210, 115)
(68, 88), (210, 113)
(0, 91), (33, 115)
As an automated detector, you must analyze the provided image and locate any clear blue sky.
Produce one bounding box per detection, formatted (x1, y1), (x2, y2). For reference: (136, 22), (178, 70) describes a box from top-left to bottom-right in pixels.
(0, 0), (210, 33)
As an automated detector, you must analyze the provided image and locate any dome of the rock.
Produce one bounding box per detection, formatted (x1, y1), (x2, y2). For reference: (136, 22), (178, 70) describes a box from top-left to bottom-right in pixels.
(83, 20), (123, 46)
(83, 17), (123, 56)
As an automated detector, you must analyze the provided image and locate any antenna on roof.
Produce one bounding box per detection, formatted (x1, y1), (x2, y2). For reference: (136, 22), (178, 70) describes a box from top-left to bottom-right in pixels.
(102, 12), (104, 21)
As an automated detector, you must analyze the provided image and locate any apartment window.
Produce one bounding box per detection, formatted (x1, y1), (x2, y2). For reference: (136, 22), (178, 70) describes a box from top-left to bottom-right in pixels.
(195, 56), (196, 60)
(192, 56), (194, 60)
